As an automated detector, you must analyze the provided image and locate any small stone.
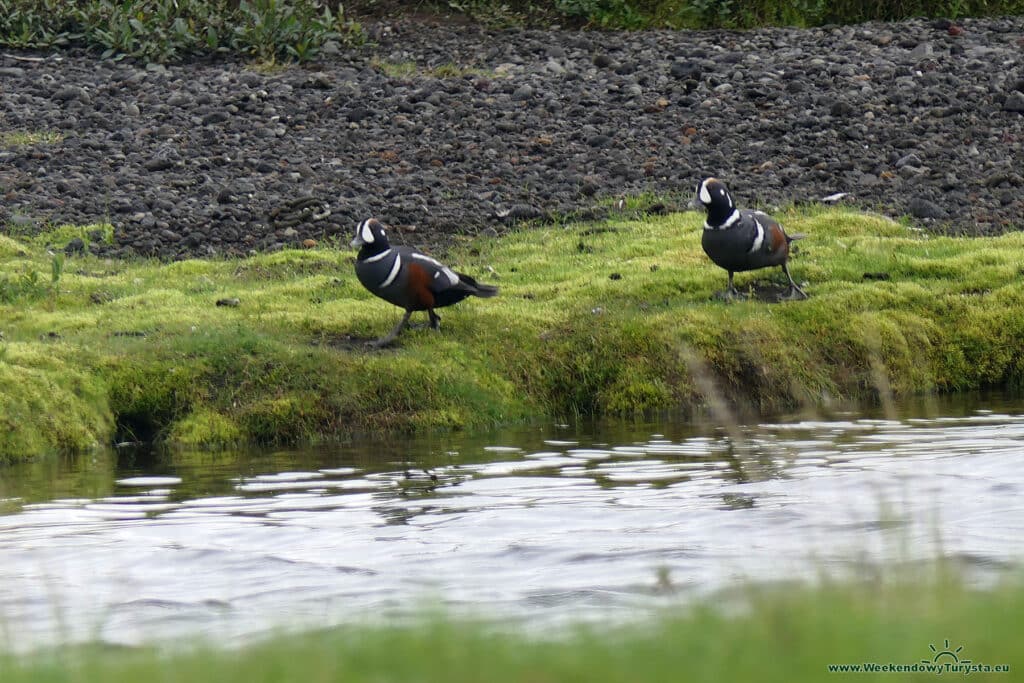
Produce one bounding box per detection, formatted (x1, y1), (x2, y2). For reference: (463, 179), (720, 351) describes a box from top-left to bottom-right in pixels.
(830, 100), (856, 117)
(580, 176), (601, 196)
(899, 165), (924, 179)
(496, 204), (543, 220)
(302, 238), (317, 248)
(52, 86), (88, 103)
(202, 111), (229, 125)
(346, 107), (372, 122)
(909, 42), (933, 61)
(545, 59), (566, 75)
(670, 62), (700, 80)
(144, 158), (174, 172)
(907, 197), (947, 219)
(587, 134), (613, 148)
(304, 72), (332, 89)
(9, 214), (34, 229)
(592, 54), (613, 68)
(1003, 91), (1024, 113)
(216, 298), (240, 307)
(64, 238), (85, 255)
(511, 85), (534, 101)
(895, 153), (923, 168)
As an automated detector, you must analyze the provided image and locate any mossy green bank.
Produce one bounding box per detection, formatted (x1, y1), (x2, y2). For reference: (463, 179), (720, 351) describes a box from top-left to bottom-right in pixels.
(1, 208), (1023, 462)
(0, 568), (1020, 682)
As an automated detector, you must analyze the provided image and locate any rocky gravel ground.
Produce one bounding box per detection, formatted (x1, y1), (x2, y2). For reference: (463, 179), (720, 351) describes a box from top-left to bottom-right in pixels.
(1, 16), (1023, 259)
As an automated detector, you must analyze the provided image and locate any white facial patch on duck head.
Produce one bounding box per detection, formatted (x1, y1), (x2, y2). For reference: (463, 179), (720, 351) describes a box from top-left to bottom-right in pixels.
(360, 219), (377, 245)
(351, 219), (377, 248)
(698, 180), (713, 205)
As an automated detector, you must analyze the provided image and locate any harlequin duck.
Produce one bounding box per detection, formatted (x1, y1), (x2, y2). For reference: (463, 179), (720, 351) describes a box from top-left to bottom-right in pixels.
(696, 178), (807, 300)
(351, 218), (499, 347)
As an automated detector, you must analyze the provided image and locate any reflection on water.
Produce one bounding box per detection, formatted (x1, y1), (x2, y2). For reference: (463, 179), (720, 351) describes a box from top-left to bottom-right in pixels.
(0, 392), (1022, 651)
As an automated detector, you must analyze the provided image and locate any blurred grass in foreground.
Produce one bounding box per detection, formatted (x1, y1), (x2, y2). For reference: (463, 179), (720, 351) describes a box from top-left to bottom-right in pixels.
(0, 565), (1019, 682)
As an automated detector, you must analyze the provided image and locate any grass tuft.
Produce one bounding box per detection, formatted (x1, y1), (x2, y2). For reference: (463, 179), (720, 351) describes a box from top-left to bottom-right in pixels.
(0, 130), (63, 148)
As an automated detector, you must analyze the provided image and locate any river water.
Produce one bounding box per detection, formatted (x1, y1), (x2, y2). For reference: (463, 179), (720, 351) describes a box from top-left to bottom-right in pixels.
(0, 393), (1022, 651)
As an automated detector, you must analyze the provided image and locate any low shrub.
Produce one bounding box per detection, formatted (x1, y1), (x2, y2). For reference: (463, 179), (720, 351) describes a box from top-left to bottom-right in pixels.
(404, 0), (1024, 28)
(0, 0), (362, 62)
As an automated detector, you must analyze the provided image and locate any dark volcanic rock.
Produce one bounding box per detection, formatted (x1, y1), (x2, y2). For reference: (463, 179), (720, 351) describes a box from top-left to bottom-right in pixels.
(908, 197), (947, 219)
(1, 16), (1023, 260)
(1004, 91), (1024, 113)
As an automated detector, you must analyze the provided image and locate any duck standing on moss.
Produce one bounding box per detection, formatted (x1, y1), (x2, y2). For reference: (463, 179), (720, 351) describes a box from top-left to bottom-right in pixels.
(351, 218), (499, 348)
(695, 177), (807, 301)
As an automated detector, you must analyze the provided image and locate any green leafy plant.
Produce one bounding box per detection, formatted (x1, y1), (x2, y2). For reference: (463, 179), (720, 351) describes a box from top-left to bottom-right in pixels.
(0, 269), (46, 304)
(50, 252), (64, 287)
(235, 0), (350, 61)
(0, 0), (362, 62)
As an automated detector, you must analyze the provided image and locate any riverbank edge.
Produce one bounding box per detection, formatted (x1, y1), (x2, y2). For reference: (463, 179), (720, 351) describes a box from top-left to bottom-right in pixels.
(1, 207), (1022, 463)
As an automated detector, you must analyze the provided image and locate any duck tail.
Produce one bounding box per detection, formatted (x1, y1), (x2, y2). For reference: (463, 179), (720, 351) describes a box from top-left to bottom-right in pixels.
(458, 273), (499, 298)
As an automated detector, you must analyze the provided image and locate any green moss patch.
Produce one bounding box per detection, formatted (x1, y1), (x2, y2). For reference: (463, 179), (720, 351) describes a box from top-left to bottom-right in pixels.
(1, 208), (1023, 461)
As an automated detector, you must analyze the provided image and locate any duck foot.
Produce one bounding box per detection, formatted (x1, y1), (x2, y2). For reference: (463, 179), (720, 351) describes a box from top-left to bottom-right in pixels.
(714, 287), (746, 302)
(779, 285), (808, 301)
(368, 310), (412, 348)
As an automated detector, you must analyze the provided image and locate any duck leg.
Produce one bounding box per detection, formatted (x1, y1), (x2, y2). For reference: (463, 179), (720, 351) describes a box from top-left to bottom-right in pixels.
(719, 271), (743, 301)
(780, 264), (808, 300)
(372, 310), (413, 348)
(428, 309), (441, 330)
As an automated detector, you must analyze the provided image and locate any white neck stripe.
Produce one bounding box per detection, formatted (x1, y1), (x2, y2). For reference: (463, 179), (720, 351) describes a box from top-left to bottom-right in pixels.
(363, 248), (392, 263)
(704, 209), (740, 230)
(748, 222), (765, 253)
(379, 254), (402, 288)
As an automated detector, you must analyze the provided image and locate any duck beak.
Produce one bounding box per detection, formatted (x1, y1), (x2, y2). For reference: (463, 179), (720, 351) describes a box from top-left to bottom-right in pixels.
(350, 235), (364, 249)
(688, 197), (704, 211)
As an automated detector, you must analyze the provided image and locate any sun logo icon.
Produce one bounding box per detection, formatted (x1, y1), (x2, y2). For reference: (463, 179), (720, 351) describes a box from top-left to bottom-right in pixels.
(922, 639), (972, 665)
